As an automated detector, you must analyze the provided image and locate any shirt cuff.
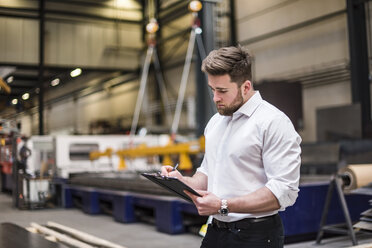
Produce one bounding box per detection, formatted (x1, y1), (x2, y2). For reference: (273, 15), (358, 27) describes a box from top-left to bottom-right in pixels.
(265, 180), (299, 211)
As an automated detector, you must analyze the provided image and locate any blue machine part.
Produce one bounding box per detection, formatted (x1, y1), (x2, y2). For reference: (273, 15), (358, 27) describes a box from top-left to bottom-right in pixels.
(280, 182), (371, 237)
(63, 182), (371, 237)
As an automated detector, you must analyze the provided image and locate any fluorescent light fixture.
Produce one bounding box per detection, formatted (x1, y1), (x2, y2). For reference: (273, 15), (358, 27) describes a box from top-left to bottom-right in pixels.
(70, 68), (82, 77)
(22, 93), (29, 100)
(51, 78), (60, 87)
(12, 99), (18, 105)
(6, 76), (13, 83)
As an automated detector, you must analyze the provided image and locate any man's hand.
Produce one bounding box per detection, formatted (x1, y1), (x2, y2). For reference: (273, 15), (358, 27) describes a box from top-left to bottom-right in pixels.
(160, 165), (183, 180)
(185, 190), (221, 216)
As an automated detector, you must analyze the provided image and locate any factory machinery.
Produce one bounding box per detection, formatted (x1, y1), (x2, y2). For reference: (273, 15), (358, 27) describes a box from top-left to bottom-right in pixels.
(15, 134), (208, 234)
(0, 119), (19, 194)
(11, 134), (370, 240)
(2, 125), (372, 242)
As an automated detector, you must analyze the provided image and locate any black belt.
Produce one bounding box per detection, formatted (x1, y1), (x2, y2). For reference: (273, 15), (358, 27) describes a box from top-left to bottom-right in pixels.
(212, 214), (278, 229)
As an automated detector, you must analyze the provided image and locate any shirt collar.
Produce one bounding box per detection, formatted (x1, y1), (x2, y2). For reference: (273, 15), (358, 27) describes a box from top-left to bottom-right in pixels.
(233, 91), (262, 118)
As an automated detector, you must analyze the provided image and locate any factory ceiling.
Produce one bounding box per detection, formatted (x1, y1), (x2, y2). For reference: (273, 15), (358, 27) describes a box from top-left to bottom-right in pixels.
(0, 0), (190, 116)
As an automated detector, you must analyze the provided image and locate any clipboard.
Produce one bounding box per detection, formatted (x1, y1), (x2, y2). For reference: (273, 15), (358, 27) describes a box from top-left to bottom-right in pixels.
(141, 172), (202, 202)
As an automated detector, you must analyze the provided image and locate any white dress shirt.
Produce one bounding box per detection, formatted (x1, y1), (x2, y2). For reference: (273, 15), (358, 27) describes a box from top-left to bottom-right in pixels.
(197, 91), (302, 222)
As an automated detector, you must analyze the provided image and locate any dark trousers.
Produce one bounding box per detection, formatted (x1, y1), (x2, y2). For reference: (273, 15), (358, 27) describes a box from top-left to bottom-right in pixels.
(200, 214), (284, 248)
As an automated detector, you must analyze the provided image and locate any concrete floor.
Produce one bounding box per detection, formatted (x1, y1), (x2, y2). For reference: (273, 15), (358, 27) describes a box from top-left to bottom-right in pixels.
(1, 192), (372, 248)
(0, 193), (202, 248)
(285, 235), (372, 248)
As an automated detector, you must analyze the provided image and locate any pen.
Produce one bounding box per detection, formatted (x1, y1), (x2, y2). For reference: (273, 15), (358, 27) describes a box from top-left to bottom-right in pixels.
(172, 163), (179, 171)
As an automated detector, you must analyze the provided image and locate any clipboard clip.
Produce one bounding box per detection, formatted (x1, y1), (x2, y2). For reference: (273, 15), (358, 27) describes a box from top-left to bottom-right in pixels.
(155, 171), (176, 180)
(155, 171), (165, 179)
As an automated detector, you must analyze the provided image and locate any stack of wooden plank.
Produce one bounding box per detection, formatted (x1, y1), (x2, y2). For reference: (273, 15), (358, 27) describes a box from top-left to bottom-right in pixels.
(354, 199), (372, 232)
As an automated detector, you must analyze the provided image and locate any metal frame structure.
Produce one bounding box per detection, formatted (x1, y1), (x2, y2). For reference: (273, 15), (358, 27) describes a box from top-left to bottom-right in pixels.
(347, 0), (372, 139)
(171, 9), (216, 137)
(0, 0), (236, 137)
(316, 174), (358, 245)
(130, 43), (172, 136)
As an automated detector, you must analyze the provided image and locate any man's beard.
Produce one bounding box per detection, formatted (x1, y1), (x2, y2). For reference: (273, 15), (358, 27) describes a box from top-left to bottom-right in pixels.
(216, 89), (244, 116)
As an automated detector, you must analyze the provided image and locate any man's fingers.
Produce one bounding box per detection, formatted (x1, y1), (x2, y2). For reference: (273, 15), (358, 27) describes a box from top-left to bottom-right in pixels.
(184, 190), (212, 216)
(195, 190), (208, 196)
(160, 166), (173, 176)
(184, 190), (207, 206)
(184, 190), (198, 201)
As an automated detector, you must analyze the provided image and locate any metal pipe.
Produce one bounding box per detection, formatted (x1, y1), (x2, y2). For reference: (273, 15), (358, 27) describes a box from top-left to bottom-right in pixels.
(195, 32), (216, 115)
(153, 47), (172, 126)
(47, 221), (126, 248)
(347, 0), (371, 138)
(31, 222), (94, 248)
(130, 46), (154, 136)
(38, 0), (45, 135)
(171, 28), (196, 135)
(229, 0), (237, 45)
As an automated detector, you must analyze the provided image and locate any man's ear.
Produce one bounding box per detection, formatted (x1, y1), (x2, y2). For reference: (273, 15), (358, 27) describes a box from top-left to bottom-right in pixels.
(241, 80), (252, 94)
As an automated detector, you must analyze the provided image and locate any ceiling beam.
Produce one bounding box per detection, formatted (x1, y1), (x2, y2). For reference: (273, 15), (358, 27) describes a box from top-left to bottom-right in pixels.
(0, 62), (136, 73)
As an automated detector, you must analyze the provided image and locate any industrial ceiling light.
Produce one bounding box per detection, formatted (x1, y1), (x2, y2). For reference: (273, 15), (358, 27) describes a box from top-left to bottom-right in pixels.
(189, 0), (202, 12)
(11, 99), (18, 105)
(51, 78), (60, 87)
(146, 18), (159, 34)
(6, 76), (13, 83)
(22, 93), (29, 100)
(70, 68), (82, 78)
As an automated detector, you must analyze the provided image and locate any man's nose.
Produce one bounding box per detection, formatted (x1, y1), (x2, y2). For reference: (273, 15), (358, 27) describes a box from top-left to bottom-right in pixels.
(213, 93), (221, 102)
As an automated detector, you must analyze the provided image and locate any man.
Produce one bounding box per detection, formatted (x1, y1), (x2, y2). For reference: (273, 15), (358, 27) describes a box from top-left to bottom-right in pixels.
(18, 136), (31, 174)
(161, 45), (301, 247)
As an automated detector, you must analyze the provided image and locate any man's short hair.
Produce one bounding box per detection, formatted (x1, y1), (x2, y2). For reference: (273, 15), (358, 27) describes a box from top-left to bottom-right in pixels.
(201, 45), (252, 86)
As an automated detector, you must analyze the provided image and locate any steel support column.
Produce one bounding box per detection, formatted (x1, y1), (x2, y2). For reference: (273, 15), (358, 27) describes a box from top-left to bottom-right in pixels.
(195, 1), (216, 137)
(347, 0), (371, 138)
(141, 0), (146, 42)
(229, 0), (237, 46)
(38, 0), (45, 135)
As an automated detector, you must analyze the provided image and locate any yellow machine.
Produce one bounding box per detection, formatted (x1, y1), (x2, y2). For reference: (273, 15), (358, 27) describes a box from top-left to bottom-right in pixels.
(90, 136), (205, 171)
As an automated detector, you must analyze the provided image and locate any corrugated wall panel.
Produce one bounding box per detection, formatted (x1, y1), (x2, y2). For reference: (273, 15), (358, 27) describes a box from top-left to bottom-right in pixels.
(22, 20), (39, 63)
(58, 23), (75, 65)
(251, 16), (348, 79)
(46, 21), (141, 68)
(237, 0), (345, 42)
(74, 24), (91, 66)
(235, 0), (350, 142)
(0, 17), (38, 63)
(45, 22), (58, 64)
(5, 18), (23, 62)
(0, 18), (5, 61)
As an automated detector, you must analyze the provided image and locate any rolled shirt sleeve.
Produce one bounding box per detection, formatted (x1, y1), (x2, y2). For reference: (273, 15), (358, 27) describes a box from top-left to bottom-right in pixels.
(262, 114), (302, 210)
